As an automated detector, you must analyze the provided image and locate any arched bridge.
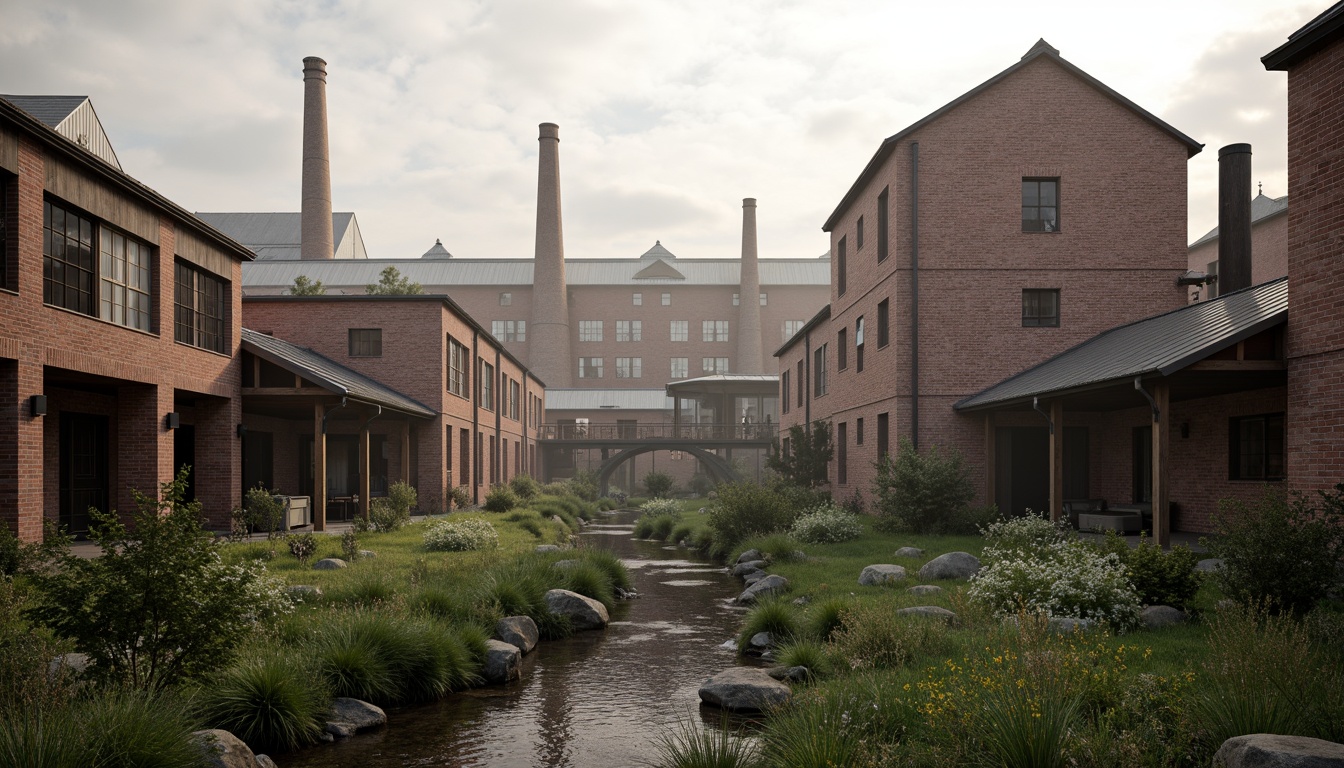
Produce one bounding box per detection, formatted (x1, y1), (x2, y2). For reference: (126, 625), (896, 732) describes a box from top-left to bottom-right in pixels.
(537, 423), (775, 491)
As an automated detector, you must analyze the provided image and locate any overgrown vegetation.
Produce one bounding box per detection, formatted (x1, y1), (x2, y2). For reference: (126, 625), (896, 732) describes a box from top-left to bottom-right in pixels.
(766, 420), (833, 489)
(644, 470), (675, 499)
(424, 517), (500, 552)
(873, 437), (989, 534)
(364, 265), (423, 295)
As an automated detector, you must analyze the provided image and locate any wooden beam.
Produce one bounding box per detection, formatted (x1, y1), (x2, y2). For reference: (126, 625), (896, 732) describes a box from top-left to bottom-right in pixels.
(1184, 360), (1286, 372)
(313, 402), (326, 532)
(1152, 381), (1171, 548)
(1049, 399), (1064, 524)
(359, 426), (371, 522)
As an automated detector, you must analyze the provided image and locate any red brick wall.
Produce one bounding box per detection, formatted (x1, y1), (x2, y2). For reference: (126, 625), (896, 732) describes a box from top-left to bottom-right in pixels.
(1187, 212), (1288, 302)
(1284, 35), (1344, 494)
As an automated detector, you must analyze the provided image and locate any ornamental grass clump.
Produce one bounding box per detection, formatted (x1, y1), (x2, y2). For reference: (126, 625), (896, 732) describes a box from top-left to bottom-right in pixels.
(653, 713), (761, 768)
(196, 653), (328, 752)
(423, 518), (499, 552)
(789, 502), (864, 544)
(736, 599), (801, 652)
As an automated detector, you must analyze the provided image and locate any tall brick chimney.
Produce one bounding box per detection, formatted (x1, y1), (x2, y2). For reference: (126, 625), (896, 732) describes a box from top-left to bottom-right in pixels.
(736, 198), (764, 374)
(301, 56), (334, 261)
(1217, 143), (1253, 293)
(528, 123), (572, 386)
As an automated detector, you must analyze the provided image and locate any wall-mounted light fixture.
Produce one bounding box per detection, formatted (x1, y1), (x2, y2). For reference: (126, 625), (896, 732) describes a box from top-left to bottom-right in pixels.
(29, 395), (47, 417)
(165, 412), (180, 430)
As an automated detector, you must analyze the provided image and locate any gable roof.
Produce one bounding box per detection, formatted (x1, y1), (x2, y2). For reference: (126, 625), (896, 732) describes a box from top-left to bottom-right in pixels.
(241, 328), (436, 418)
(1263, 1), (1344, 70)
(194, 212), (366, 260)
(822, 39), (1204, 232)
(1, 94), (122, 170)
(954, 278), (1287, 411)
(1189, 192), (1289, 248)
(639, 241), (677, 260)
(632, 258), (686, 280)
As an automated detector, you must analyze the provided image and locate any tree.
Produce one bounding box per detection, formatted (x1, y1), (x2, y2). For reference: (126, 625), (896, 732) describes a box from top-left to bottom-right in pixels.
(872, 437), (976, 533)
(643, 470), (675, 499)
(289, 275), (327, 295)
(365, 266), (423, 295)
(766, 420), (833, 489)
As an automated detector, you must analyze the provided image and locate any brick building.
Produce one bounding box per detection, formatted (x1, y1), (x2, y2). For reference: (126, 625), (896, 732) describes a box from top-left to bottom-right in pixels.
(1186, 189), (1288, 302)
(0, 95), (254, 542)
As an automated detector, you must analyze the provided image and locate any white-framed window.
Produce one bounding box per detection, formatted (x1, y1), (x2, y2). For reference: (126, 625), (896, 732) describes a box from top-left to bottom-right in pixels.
(702, 320), (728, 342)
(616, 320), (642, 342)
(499, 292), (512, 306)
(670, 357), (688, 378)
(702, 357), (729, 373)
(578, 357), (604, 378)
(783, 319), (804, 341)
(633, 292), (642, 306)
(670, 320), (688, 342)
(578, 320), (603, 342)
(661, 292), (671, 306)
(491, 319), (526, 342)
(615, 357), (642, 378)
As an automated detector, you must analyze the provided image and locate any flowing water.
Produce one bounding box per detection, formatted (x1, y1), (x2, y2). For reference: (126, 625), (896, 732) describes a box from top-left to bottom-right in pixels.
(281, 511), (756, 767)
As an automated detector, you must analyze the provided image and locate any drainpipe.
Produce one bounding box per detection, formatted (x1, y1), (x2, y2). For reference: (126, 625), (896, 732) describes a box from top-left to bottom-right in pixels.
(495, 346), (503, 483)
(321, 396), (348, 434)
(910, 142), (920, 450)
(1031, 396), (1054, 435)
(1134, 377), (1160, 422)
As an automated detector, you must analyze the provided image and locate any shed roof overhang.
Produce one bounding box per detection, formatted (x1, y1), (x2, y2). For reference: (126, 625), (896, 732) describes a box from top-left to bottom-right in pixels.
(666, 374), (780, 400)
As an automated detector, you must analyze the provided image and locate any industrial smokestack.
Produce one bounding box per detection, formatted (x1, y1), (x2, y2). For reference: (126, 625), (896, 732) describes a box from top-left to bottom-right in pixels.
(528, 123), (573, 386)
(301, 56), (334, 261)
(737, 198), (764, 374)
(1218, 143), (1253, 293)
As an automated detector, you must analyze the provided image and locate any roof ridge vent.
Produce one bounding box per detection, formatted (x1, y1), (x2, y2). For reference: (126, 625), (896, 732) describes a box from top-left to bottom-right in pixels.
(1023, 38), (1060, 60)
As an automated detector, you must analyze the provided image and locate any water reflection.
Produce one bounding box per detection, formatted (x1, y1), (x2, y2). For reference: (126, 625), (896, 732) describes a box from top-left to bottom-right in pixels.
(279, 512), (754, 767)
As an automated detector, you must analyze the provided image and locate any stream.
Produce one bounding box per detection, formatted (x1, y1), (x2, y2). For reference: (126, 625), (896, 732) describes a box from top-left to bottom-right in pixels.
(280, 510), (755, 767)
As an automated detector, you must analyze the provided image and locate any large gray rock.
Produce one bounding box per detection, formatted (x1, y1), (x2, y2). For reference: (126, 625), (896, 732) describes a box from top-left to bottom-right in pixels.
(191, 729), (260, 768)
(254, 757), (278, 768)
(483, 639), (522, 684)
(907, 585), (944, 597)
(732, 560), (768, 577)
(918, 552), (981, 581)
(742, 570), (768, 586)
(1048, 617), (1095, 634)
(1197, 558), (1224, 573)
(545, 588), (609, 630)
(327, 697), (386, 734)
(859, 564), (907, 586)
(313, 558), (347, 571)
(736, 549), (763, 564)
(496, 615), (539, 654)
(747, 632), (773, 653)
(894, 546), (925, 558)
(535, 544), (561, 553)
(897, 606), (957, 622)
(1141, 605), (1187, 630)
(698, 667), (792, 712)
(736, 574), (789, 604)
(48, 652), (91, 678)
(1213, 734), (1344, 767)
(286, 585), (323, 600)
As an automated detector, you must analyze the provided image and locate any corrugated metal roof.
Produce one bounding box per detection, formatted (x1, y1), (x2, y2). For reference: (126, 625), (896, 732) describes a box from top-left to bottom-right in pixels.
(195, 212), (363, 260)
(1, 95), (121, 170)
(1189, 192), (1289, 248)
(242, 328), (436, 418)
(954, 278), (1288, 411)
(545, 388), (675, 411)
(242, 257), (830, 288)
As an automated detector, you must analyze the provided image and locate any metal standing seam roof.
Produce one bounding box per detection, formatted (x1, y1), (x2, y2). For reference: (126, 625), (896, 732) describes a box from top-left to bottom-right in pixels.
(0, 95), (87, 128)
(954, 277), (1288, 411)
(1189, 193), (1289, 248)
(241, 257), (831, 288)
(544, 388), (675, 411)
(1263, 1), (1344, 69)
(241, 328), (437, 418)
(195, 212), (362, 260)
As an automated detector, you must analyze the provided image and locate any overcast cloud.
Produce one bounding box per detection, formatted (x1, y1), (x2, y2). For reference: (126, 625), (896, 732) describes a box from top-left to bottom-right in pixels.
(0, 0), (1320, 261)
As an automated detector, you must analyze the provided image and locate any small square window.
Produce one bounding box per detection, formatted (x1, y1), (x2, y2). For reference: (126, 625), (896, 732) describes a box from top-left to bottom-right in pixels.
(348, 328), (382, 357)
(1229, 413), (1285, 480)
(499, 292), (512, 306)
(661, 292), (671, 306)
(1022, 289), (1060, 327)
(1022, 178), (1060, 233)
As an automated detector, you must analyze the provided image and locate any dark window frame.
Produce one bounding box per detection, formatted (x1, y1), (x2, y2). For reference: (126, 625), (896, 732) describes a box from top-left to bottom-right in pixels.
(837, 421), (848, 485)
(837, 235), (848, 296)
(1229, 412), (1286, 481)
(813, 343), (828, 397)
(797, 360), (804, 407)
(1022, 178), (1060, 233)
(877, 412), (889, 459)
(877, 187), (889, 263)
(1022, 288), (1060, 328)
(856, 215), (864, 250)
(174, 260), (227, 354)
(0, 171), (12, 291)
(781, 370), (790, 414)
(855, 316), (865, 373)
(837, 327), (848, 370)
(347, 328), (382, 357)
(856, 417), (864, 445)
(877, 299), (890, 348)
(43, 198), (96, 317)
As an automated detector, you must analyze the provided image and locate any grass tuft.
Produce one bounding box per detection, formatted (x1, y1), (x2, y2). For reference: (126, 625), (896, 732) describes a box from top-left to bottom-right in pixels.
(737, 599), (801, 652)
(196, 653), (328, 752)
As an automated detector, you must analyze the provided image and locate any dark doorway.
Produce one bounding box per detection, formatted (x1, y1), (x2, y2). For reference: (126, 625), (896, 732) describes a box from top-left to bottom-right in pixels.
(243, 430), (274, 492)
(1132, 426), (1152, 503)
(173, 423), (196, 503)
(59, 412), (108, 535)
(1063, 426), (1090, 499)
(995, 426), (1090, 516)
(299, 435), (314, 498)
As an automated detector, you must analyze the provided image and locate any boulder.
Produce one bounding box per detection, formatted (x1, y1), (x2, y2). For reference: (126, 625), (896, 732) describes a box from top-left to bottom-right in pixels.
(907, 585), (944, 597)
(736, 549), (763, 564)
(358, 550), (377, 559)
(1048, 617), (1095, 634)
(535, 544), (561, 553)
(545, 588), (609, 630)
(789, 550), (807, 561)
(748, 632), (773, 652)
(313, 558), (347, 571)
(1213, 734), (1344, 767)
(732, 560), (768, 577)
(191, 729), (260, 768)
(894, 546), (925, 558)
(897, 606), (957, 622)
(327, 697), (387, 734)
(698, 667), (792, 712)
(255, 757), (278, 768)
(285, 585), (323, 600)
(918, 552), (981, 581)
(1140, 605), (1187, 629)
(1196, 558), (1224, 573)
(736, 574), (789, 604)
(496, 615), (539, 654)
(483, 639), (522, 684)
(742, 570), (768, 586)
(767, 666), (811, 683)
(859, 564), (907, 586)
(48, 652), (91, 678)
(792, 596), (811, 607)
(552, 559), (579, 570)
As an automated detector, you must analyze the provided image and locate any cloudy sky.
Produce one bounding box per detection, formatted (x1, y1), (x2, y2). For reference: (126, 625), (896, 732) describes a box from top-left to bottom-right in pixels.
(0, 0), (1319, 262)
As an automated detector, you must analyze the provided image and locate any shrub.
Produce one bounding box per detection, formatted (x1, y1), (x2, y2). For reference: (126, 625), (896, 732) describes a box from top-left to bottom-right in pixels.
(706, 482), (797, 550)
(789, 503), (864, 544)
(483, 485), (520, 513)
(448, 485), (473, 510)
(640, 497), (681, 517)
(1097, 532), (1202, 609)
(341, 529), (360, 562)
(644, 470), (675, 499)
(981, 511), (1071, 552)
(830, 602), (950, 670)
(568, 470), (600, 502)
(873, 437), (976, 533)
(737, 600), (801, 652)
(314, 612), (473, 705)
(597, 497), (617, 511)
(27, 469), (290, 690)
(668, 522), (696, 545)
(0, 523), (37, 580)
(968, 540), (1141, 630)
(286, 532), (318, 564)
(245, 485), (286, 539)
(424, 518), (499, 552)
(766, 420), (834, 489)
(1206, 484), (1344, 615)
(369, 498), (409, 533)
(688, 474), (714, 497)
(196, 653), (328, 752)
(509, 473), (541, 501)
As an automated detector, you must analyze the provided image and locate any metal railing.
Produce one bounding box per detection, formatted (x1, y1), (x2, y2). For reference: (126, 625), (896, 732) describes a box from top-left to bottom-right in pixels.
(537, 423), (776, 441)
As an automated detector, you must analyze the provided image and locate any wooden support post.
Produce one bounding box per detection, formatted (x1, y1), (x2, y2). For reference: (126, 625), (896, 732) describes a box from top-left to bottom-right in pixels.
(984, 413), (996, 510)
(1152, 382), (1171, 548)
(313, 402), (327, 532)
(1049, 399), (1064, 524)
(359, 426), (371, 522)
